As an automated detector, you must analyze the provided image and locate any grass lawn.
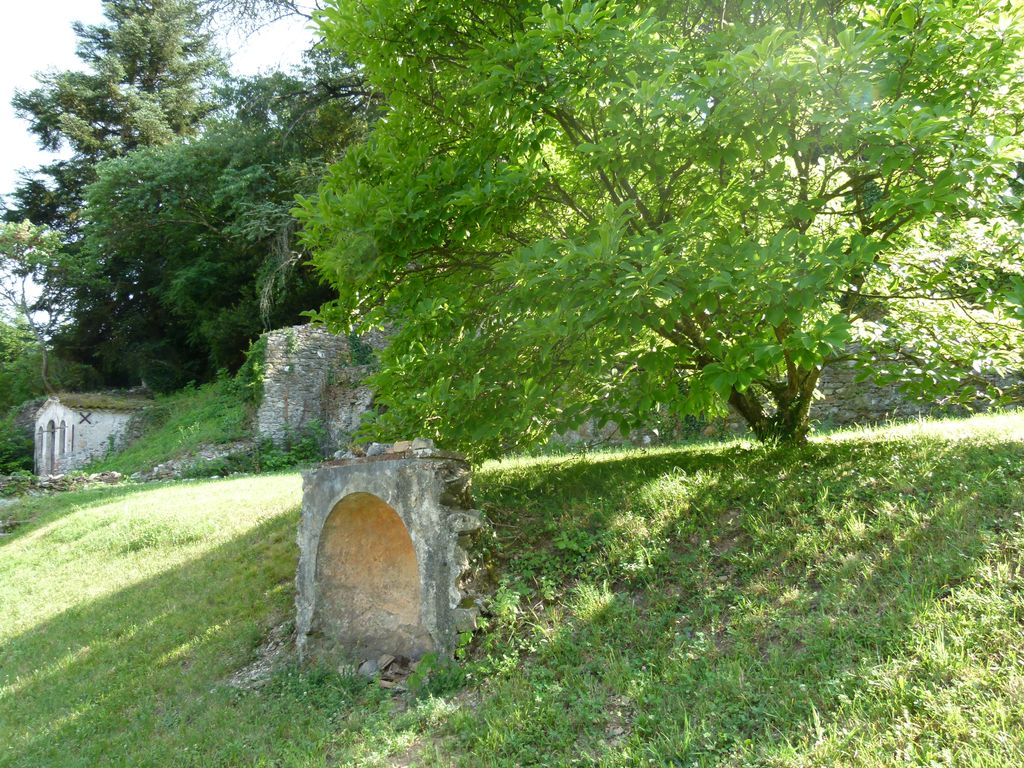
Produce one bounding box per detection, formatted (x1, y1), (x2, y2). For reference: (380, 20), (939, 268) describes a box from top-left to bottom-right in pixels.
(2, 413), (1024, 766)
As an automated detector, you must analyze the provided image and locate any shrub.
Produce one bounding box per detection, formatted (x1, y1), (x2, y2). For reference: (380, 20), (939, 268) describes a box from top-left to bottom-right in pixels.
(230, 335), (268, 406)
(0, 414), (33, 475)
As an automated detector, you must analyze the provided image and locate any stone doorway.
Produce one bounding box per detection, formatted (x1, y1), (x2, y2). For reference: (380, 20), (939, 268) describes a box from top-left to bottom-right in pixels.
(314, 492), (430, 660)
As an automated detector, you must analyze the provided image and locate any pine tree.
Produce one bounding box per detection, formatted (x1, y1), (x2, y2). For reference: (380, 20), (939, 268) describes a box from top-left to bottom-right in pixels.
(5, 0), (224, 234)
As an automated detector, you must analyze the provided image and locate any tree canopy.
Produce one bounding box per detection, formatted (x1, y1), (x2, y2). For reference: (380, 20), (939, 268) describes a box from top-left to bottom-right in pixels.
(0, 221), (95, 393)
(4, 0), (223, 235)
(2, 0), (373, 393)
(62, 54), (375, 389)
(300, 0), (1024, 454)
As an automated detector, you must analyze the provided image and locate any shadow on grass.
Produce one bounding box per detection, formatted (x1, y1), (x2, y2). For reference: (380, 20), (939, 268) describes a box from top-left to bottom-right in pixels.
(2, 428), (1022, 766)
(1, 510), (311, 767)
(458, 430), (1024, 764)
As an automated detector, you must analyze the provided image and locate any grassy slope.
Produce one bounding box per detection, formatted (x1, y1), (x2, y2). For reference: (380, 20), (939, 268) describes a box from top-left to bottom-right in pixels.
(87, 380), (251, 476)
(2, 414), (1023, 766)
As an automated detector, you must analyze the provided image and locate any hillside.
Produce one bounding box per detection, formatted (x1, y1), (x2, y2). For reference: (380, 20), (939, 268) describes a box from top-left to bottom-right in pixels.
(2, 414), (1023, 766)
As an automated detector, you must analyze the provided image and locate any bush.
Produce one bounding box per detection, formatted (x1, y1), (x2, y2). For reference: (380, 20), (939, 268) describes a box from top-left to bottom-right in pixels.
(0, 414), (33, 475)
(229, 335), (268, 405)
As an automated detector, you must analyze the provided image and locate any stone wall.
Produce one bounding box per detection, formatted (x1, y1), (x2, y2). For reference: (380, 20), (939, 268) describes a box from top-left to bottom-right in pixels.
(256, 325), (998, 448)
(255, 324), (387, 448)
(808, 360), (933, 428)
(719, 362), (965, 436)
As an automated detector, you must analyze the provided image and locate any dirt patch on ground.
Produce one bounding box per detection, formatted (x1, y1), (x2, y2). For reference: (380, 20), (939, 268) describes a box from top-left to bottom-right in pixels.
(604, 693), (635, 746)
(227, 621), (292, 690)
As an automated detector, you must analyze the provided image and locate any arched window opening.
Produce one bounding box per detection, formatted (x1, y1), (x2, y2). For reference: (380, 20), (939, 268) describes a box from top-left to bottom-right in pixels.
(58, 421), (67, 456)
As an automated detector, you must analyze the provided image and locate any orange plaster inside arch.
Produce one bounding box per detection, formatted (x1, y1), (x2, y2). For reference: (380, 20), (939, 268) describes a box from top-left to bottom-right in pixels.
(313, 492), (432, 660)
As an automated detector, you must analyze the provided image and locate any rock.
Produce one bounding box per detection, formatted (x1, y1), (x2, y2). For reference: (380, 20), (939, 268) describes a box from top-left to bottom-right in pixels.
(452, 607), (479, 633)
(358, 659), (379, 678)
(410, 437), (435, 450)
(377, 654), (396, 671)
(388, 440), (413, 453)
(365, 442), (388, 457)
(449, 510), (483, 533)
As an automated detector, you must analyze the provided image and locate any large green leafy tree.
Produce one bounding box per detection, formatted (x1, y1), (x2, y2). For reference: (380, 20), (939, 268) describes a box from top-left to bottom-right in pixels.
(4, 0), (223, 235)
(300, 0), (1024, 454)
(69, 55), (374, 389)
(0, 223), (99, 417)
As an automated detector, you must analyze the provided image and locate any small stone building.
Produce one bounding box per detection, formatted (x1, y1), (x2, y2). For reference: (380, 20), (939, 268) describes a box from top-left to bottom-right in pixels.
(34, 394), (146, 475)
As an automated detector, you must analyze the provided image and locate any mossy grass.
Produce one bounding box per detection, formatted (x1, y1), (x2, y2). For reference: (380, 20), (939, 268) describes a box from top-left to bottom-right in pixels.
(49, 393), (151, 411)
(2, 413), (1023, 766)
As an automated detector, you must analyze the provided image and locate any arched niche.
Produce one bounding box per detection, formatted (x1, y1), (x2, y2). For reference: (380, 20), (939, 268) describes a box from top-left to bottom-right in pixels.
(313, 492), (432, 660)
(58, 421), (67, 456)
(295, 452), (484, 665)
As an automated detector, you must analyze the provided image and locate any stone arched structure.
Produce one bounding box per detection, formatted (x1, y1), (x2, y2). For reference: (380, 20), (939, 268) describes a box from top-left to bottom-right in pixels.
(296, 446), (483, 664)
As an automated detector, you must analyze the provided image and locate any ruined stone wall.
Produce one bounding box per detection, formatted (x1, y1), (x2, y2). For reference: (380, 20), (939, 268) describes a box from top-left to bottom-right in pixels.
(559, 364), (965, 445)
(257, 325), (1000, 448)
(719, 362), (971, 435)
(808, 360), (933, 428)
(256, 325), (387, 448)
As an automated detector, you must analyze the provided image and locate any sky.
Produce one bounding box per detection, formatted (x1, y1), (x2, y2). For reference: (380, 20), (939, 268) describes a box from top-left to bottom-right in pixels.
(0, 1), (316, 205)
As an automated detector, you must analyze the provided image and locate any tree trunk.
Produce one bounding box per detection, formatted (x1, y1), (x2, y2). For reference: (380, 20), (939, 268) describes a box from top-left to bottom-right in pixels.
(728, 366), (821, 445)
(39, 344), (54, 395)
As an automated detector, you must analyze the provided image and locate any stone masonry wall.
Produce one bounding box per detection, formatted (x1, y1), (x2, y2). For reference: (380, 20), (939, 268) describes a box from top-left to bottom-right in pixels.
(256, 325), (387, 448)
(257, 325), (994, 448)
(809, 360), (933, 428)
(720, 361), (960, 436)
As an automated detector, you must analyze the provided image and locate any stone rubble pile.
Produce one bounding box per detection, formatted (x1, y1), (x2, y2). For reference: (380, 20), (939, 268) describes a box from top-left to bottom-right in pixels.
(130, 440), (254, 481)
(0, 470), (124, 497)
(332, 437), (437, 460)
